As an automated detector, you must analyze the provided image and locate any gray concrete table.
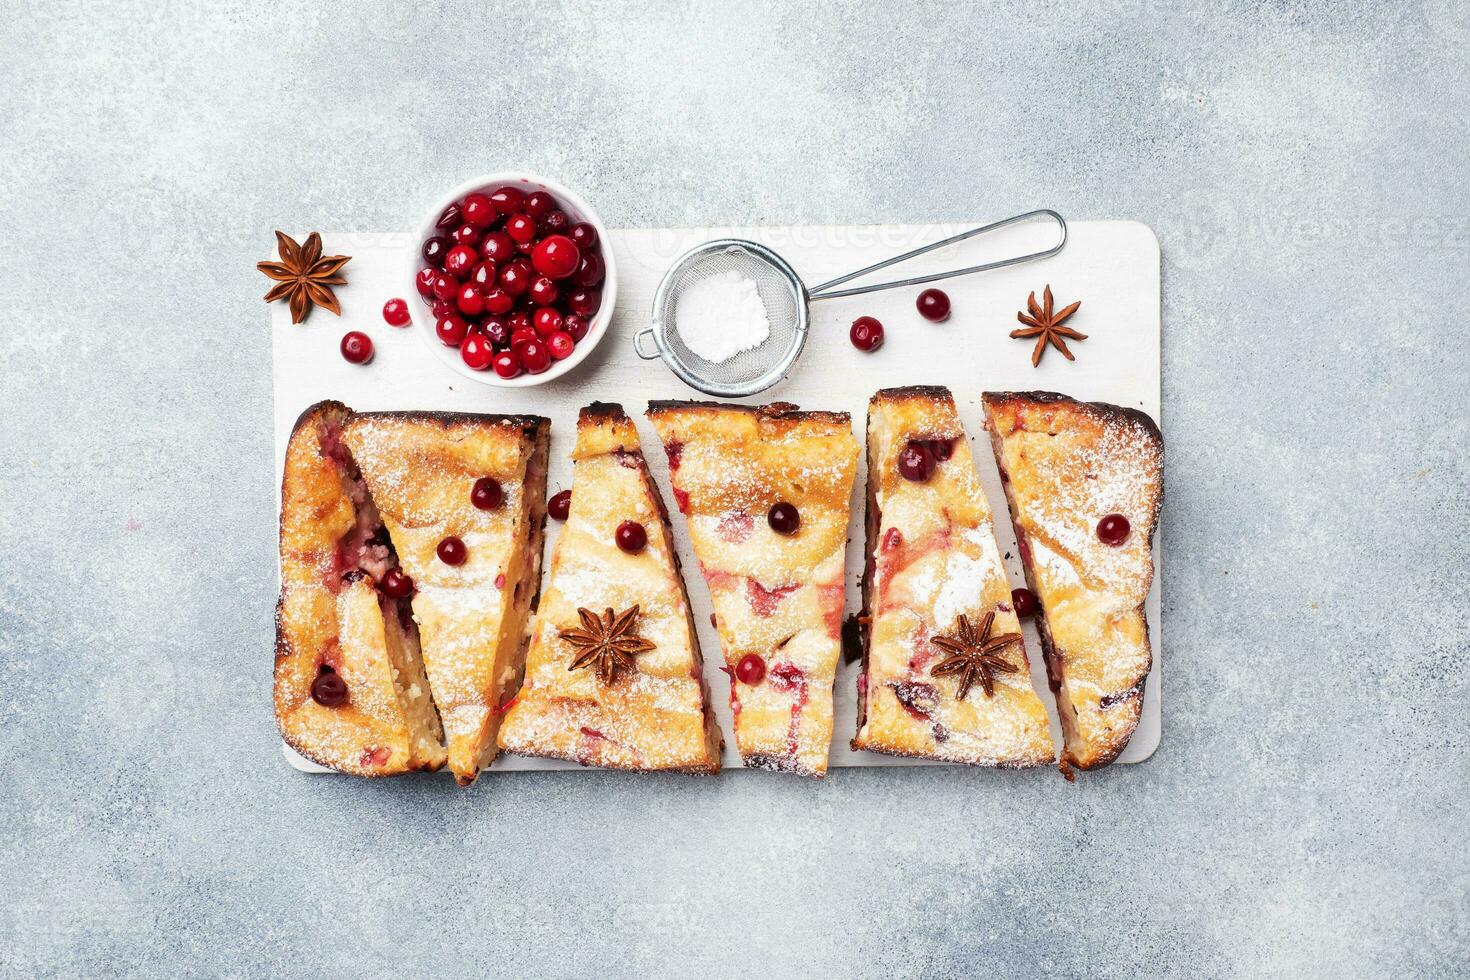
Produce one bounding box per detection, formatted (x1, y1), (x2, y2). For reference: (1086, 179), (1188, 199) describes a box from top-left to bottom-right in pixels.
(2, 2), (1466, 977)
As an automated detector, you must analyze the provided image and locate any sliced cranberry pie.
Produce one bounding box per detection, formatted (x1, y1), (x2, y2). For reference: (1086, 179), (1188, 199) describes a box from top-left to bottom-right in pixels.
(852, 387), (1053, 766)
(498, 404), (722, 771)
(342, 410), (550, 785)
(982, 391), (1163, 773)
(274, 401), (446, 777)
(647, 400), (859, 777)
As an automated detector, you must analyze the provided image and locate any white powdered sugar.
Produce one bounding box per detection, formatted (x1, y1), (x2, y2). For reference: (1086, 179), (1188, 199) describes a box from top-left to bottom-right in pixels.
(675, 269), (770, 363)
(931, 528), (1001, 627)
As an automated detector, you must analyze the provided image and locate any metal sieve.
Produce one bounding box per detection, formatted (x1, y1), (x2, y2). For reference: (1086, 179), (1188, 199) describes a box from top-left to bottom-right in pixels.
(633, 209), (1068, 397)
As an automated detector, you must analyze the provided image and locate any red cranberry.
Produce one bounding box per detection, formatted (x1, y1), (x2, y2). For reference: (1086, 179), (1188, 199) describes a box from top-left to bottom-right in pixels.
(563, 313), (589, 341)
(735, 653), (766, 685)
(415, 267), (438, 298)
(548, 489), (571, 521)
(437, 536), (466, 565)
(481, 231), (515, 263)
(430, 298), (453, 319)
(488, 185), (525, 216)
(540, 209), (569, 233)
(436, 202), (463, 231)
(382, 298), (410, 327)
(547, 331), (576, 360)
(340, 331), (374, 365)
(573, 251), (605, 288)
(431, 273), (458, 302)
(482, 317), (511, 348)
(421, 236), (451, 267)
(1012, 587), (1039, 618)
(917, 288), (951, 322)
(469, 260), (498, 290)
(528, 276), (559, 306)
(767, 502), (800, 535)
(897, 441), (935, 482)
(531, 234), (581, 280)
(311, 668), (349, 707)
(456, 283), (486, 316)
(615, 520), (647, 554)
(462, 192), (496, 228)
(1097, 514), (1131, 546)
(492, 349), (522, 378)
(481, 287), (514, 315)
(443, 244), (478, 277)
(509, 326), (538, 350)
(461, 333), (494, 370)
(523, 190), (556, 218)
(849, 316), (884, 352)
(436, 313), (469, 346)
(568, 222), (599, 250)
(450, 223), (482, 248)
(507, 310), (532, 332)
(380, 568), (415, 599)
(505, 213), (537, 245)
(520, 339), (551, 374)
(566, 288), (601, 317)
(532, 307), (563, 337)
(471, 476), (503, 510)
(501, 259), (535, 298)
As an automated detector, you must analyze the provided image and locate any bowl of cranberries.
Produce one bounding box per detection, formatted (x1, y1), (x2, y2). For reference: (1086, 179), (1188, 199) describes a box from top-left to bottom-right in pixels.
(409, 173), (616, 385)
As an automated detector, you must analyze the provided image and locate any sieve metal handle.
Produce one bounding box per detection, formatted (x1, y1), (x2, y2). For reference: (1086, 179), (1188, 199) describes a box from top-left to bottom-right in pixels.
(633, 326), (661, 360)
(805, 209), (1067, 301)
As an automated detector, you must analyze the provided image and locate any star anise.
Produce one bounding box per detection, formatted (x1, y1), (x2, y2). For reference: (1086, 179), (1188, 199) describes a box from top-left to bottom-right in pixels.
(257, 231), (351, 324)
(930, 611), (1021, 700)
(1010, 285), (1085, 367)
(560, 606), (656, 686)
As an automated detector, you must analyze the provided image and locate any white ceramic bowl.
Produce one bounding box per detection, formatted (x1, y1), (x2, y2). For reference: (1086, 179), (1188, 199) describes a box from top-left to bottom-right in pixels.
(406, 172), (617, 386)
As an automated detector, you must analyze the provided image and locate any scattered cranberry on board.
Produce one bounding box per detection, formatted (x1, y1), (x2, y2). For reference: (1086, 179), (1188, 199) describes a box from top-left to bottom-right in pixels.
(916, 288), (951, 322)
(382, 298), (411, 327)
(547, 489), (572, 521)
(849, 316), (884, 351)
(340, 331), (374, 365)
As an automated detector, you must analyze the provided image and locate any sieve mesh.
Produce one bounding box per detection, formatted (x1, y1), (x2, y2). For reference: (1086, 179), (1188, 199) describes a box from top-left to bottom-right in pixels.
(652, 242), (808, 396)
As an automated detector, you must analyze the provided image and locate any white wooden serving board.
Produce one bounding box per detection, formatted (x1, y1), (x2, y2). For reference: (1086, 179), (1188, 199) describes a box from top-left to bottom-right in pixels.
(273, 218), (1161, 774)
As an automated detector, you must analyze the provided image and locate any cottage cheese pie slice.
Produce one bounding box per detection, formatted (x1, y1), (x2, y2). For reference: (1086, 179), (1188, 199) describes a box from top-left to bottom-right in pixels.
(498, 404), (722, 771)
(343, 411), (550, 785)
(274, 401), (446, 776)
(647, 401), (859, 777)
(982, 391), (1163, 773)
(852, 387), (1053, 766)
